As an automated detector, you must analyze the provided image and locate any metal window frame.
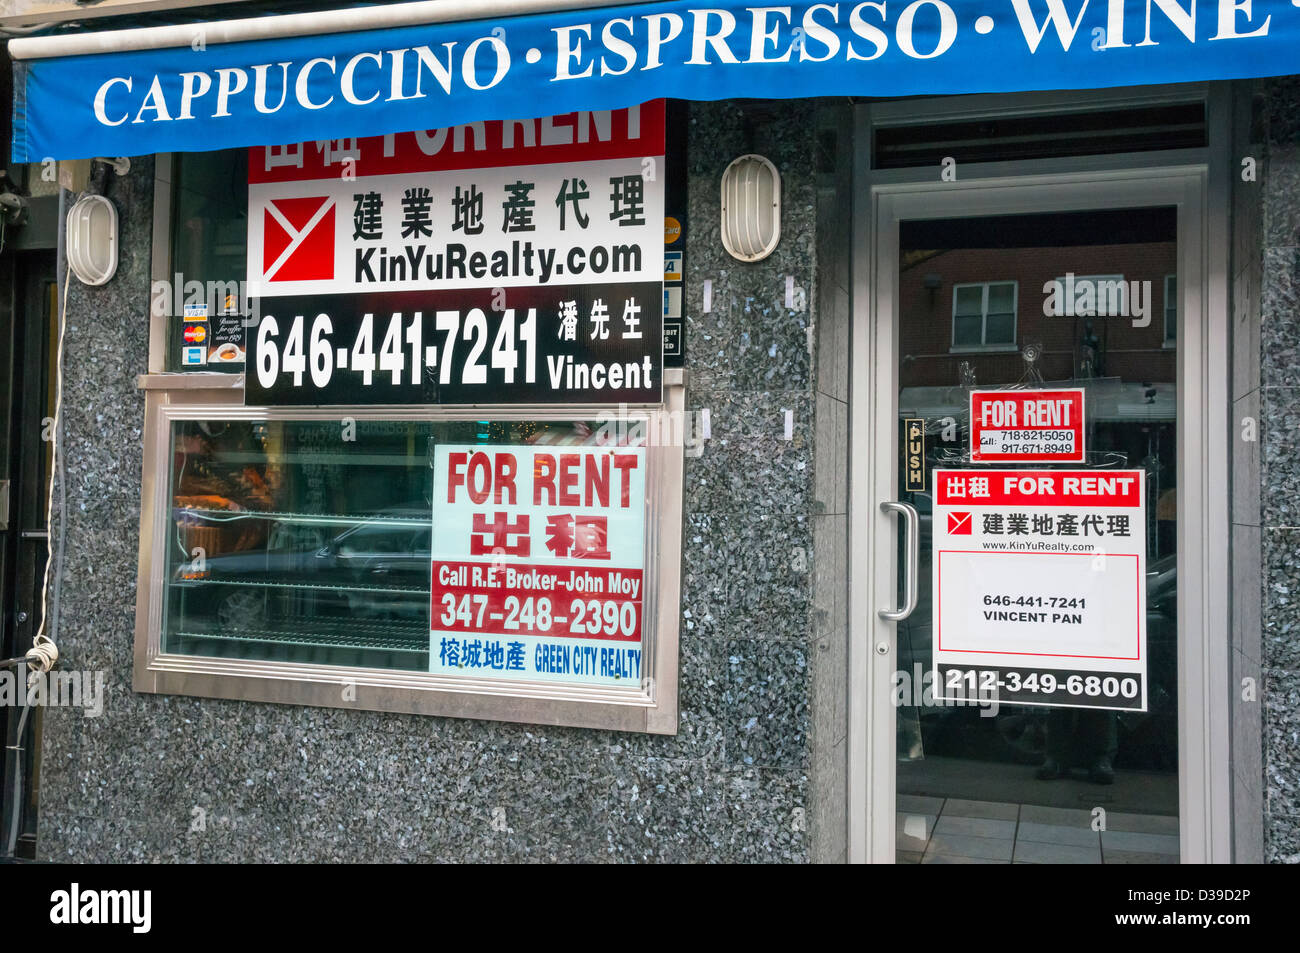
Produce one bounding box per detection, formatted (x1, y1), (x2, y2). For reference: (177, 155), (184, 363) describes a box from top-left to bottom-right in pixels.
(1165, 273), (1178, 346)
(849, 82), (1232, 863)
(132, 154), (684, 735)
(132, 379), (685, 733)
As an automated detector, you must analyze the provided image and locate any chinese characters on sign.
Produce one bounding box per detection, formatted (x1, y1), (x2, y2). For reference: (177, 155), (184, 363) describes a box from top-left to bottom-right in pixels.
(245, 103), (665, 405)
(932, 469), (1147, 712)
(430, 444), (646, 686)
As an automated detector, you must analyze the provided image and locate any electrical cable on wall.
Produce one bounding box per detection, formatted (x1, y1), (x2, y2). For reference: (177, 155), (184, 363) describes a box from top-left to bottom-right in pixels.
(31, 261), (69, 669)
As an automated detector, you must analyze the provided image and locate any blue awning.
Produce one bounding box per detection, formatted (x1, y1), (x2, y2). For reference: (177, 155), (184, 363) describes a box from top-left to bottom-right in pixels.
(10, 0), (1300, 162)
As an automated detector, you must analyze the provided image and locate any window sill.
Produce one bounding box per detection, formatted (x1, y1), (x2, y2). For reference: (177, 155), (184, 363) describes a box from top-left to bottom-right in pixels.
(137, 372), (244, 391)
(135, 652), (667, 733)
(138, 368), (687, 391)
(948, 345), (1020, 354)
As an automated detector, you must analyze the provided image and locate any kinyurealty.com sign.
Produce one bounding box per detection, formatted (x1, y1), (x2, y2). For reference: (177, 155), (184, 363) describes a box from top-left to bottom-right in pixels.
(11, 1), (1300, 162)
(243, 102), (665, 406)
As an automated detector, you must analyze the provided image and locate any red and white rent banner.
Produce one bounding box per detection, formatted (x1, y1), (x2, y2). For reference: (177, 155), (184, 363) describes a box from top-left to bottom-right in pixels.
(247, 102), (665, 297)
(932, 469), (1147, 712)
(969, 388), (1086, 464)
(430, 444), (646, 687)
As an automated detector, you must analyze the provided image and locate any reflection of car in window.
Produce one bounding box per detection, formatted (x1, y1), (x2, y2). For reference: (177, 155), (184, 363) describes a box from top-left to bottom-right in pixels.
(172, 504), (433, 632)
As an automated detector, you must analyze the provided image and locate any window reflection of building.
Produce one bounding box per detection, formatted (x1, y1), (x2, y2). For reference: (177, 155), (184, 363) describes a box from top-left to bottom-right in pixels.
(899, 241), (1178, 391)
(896, 209), (1181, 819)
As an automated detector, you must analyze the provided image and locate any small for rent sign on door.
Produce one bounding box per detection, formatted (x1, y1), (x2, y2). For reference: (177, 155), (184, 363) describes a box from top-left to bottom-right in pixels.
(932, 469), (1147, 712)
(969, 388), (1085, 464)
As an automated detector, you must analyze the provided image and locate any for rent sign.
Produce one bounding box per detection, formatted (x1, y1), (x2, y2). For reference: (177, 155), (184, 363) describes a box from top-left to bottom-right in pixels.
(932, 468), (1147, 711)
(969, 388), (1085, 463)
(245, 103), (664, 405)
(430, 444), (647, 687)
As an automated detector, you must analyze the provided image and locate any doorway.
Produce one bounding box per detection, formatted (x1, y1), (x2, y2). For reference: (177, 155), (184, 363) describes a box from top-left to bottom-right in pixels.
(895, 206), (1179, 862)
(0, 245), (57, 860)
(848, 146), (1231, 863)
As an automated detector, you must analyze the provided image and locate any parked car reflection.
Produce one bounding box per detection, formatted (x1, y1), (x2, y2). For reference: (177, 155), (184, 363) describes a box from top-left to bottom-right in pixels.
(171, 504), (433, 632)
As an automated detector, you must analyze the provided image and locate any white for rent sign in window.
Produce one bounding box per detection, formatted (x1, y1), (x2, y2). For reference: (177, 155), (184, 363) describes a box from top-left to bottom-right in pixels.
(430, 443), (647, 687)
(932, 469), (1148, 712)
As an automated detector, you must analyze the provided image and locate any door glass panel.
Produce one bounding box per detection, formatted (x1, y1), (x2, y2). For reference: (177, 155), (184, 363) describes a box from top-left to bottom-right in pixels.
(987, 283), (1016, 313)
(985, 311), (1016, 344)
(894, 208), (1179, 864)
(955, 285), (984, 313)
(953, 314), (982, 346)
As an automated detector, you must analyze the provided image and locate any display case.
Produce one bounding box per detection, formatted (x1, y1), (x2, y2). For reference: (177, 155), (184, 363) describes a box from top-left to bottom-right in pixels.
(133, 374), (686, 733)
(164, 417), (478, 671)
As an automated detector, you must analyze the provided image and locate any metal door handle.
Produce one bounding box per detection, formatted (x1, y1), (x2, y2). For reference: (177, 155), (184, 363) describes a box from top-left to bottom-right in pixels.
(878, 500), (919, 622)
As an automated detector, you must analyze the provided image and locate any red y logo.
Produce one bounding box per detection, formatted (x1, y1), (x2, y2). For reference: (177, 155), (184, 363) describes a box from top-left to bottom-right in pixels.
(263, 196), (335, 282)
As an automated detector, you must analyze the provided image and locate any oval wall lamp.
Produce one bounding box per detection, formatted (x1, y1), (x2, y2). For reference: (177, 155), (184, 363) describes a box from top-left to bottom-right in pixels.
(720, 154), (781, 262)
(66, 193), (119, 286)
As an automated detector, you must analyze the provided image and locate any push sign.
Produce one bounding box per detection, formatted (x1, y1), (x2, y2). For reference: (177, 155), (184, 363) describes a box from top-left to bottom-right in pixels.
(969, 389), (1085, 464)
(904, 419), (926, 492)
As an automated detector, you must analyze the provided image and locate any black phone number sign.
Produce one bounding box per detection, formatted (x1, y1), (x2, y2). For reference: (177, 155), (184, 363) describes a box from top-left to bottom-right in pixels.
(245, 281), (662, 406)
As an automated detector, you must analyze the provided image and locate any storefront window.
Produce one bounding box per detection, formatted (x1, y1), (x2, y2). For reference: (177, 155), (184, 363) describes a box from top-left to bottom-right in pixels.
(165, 148), (249, 373)
(163, 416), (651, 684)
(140, 104), (683, 730)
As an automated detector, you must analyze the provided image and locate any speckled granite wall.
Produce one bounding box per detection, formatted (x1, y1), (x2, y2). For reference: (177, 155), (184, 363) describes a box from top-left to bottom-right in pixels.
(1259, 76), (1300, 864)
(34, 102), (835, 862)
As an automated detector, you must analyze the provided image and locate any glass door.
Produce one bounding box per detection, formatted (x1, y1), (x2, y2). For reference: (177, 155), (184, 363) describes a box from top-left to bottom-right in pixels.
(877, 203), (1183, 864)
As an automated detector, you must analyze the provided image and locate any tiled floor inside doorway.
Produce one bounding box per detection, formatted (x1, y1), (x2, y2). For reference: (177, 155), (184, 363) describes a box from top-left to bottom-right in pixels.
(897, 795), (1180, 863)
